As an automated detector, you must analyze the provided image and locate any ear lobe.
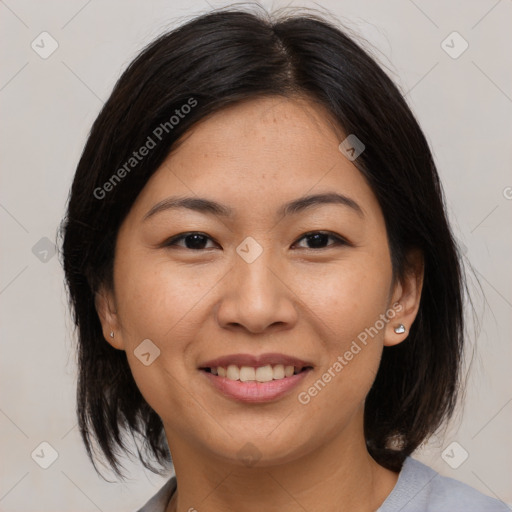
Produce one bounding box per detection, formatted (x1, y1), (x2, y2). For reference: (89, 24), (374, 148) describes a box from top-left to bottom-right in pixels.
(384, 248), (424, 347)
(94, 286), (125, 350)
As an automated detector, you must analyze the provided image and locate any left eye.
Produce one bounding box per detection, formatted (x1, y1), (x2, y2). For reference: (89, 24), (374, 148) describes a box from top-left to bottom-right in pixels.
(293, 231), (347, 250)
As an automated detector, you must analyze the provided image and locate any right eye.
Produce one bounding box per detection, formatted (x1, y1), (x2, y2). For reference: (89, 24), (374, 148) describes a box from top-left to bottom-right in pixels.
(163, 232), (219, 251)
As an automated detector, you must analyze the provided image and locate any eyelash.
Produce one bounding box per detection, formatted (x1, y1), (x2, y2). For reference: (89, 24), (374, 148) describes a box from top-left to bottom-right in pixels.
(163, 231), (349, 251)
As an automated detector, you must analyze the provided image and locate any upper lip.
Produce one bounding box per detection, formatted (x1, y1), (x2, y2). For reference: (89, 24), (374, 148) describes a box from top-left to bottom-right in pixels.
(199, 353), (313, 369)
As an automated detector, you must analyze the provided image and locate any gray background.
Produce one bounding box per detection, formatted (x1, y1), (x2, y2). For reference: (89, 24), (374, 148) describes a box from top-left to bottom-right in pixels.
(1, 0), (511, 510)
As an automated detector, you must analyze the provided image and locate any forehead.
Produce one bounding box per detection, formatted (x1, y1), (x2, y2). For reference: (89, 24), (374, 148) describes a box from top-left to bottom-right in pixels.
(175, 95), (345, 163)
(127, 95), (381, 225)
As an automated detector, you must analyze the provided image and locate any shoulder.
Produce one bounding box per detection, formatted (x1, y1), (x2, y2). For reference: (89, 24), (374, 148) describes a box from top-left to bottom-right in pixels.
(135, 476), (177, 512)
(378, 457), (509, 512)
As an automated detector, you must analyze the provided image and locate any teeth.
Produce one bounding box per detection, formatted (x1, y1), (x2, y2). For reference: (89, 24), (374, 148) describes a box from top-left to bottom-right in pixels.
(226, 365), (240, 380)
(273, 364), (285, 379)
(212, 364), (299, 382)
(240, 366), (255, 382)
(256, 365), (273, 382)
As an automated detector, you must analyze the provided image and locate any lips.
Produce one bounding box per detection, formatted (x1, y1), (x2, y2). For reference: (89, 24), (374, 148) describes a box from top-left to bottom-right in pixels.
(198, 353), (314, 403)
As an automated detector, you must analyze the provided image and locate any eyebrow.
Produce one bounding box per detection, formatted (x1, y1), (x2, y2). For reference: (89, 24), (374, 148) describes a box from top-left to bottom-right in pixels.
(143, 192), (364, 221)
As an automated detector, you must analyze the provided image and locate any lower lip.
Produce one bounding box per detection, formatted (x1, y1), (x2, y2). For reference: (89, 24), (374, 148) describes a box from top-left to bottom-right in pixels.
(201, 369), (311, 403)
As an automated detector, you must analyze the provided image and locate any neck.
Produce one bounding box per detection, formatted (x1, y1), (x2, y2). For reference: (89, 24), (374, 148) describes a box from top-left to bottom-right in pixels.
(164, 412), (399, 512)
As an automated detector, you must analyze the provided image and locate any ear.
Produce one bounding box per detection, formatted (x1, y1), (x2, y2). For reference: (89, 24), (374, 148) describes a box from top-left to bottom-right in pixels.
(384, 248), (424, 347)
(94, 285), (125, 350)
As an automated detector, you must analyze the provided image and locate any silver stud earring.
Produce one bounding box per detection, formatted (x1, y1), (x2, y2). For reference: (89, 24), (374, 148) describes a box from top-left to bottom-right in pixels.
(110, 331), (115, 338)
(394, 324), (406, 334)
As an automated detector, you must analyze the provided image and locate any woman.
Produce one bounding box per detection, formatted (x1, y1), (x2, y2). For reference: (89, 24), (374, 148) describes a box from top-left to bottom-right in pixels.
(60, 6), (508, 511)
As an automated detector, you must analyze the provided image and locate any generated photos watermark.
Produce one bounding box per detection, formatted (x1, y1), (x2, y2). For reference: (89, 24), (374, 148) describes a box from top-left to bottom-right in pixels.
(93, 97), (198, 200)
(297, 301), (403, 405)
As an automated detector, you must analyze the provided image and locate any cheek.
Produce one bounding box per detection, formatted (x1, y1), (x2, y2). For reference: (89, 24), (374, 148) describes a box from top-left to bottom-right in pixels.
(112, 255), (204, 417)
(298, 257), (391, 400)
(114, 253), (212, 344)
(112, 253), (225, 408)
(305, 255), (392, 340)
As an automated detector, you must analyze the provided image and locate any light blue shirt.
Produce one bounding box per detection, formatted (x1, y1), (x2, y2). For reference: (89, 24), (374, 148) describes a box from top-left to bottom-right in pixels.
(136, 456), (509, 511)
(376, 457), (509, 511)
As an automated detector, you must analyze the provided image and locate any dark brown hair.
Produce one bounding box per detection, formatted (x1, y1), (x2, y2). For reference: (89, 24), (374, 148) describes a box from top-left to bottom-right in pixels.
(60, 5), (467, 478)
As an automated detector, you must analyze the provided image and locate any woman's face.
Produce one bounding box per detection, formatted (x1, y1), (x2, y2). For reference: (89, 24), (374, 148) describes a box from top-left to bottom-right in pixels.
(98, 95), (420, 467)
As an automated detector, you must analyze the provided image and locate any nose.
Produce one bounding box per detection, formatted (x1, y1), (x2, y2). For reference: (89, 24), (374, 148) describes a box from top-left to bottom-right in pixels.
(215, 250), (298, 334)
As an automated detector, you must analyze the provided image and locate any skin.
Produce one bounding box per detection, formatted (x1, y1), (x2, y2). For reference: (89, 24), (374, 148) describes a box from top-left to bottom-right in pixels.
(96, 95), (424, 512)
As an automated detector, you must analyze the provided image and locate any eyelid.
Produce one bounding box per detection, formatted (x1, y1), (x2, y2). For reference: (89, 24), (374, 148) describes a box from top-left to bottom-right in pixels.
(162, 231), (219, 249)
(292, 231), (350, 249)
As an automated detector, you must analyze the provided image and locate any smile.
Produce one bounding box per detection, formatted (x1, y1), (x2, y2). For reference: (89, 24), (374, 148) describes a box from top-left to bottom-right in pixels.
(199, 353), (313, 402)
